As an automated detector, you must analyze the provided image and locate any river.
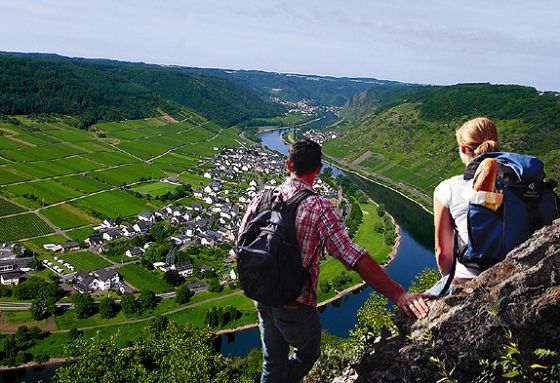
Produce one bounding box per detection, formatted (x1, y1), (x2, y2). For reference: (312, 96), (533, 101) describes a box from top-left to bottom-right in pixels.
(217, 128), (436, 356)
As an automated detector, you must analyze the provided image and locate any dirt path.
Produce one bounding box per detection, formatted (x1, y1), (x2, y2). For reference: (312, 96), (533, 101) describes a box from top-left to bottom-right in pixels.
(162, 114), (179, 123)
(351, 151), (374, 166)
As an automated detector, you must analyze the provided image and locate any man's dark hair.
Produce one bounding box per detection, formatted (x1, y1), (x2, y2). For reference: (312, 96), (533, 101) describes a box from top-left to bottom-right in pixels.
(288, 139), (322, 176)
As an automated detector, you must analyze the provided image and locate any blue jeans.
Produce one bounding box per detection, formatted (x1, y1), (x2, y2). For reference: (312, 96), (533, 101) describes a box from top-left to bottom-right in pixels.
(256, 302), (322, 383)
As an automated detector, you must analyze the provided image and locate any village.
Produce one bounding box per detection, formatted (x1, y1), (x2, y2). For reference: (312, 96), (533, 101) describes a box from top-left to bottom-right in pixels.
(0, 144), (340, 300)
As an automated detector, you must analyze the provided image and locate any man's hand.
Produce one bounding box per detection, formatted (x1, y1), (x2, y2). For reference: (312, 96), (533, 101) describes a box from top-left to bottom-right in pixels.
(396, 292), (434, 319)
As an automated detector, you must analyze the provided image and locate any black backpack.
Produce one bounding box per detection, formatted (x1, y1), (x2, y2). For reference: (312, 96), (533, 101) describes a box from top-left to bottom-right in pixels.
(236, 188), (318, 307)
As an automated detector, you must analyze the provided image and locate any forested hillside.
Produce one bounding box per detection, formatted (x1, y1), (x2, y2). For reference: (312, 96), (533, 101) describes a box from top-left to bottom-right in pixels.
(177, 67), (408, 106)
(0, 53), (284, 127)
(325, 83), (560, 198)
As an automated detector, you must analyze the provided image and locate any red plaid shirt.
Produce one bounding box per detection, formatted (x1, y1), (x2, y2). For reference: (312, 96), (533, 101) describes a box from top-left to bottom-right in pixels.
(238, 178), (367, 307)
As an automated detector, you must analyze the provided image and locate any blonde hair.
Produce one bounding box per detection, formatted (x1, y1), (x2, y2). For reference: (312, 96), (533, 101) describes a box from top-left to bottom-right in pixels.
(456, 117), (500, 157)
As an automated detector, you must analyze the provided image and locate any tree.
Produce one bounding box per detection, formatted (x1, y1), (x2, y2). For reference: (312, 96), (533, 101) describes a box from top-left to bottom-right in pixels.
(374, 222), (385, 233)
(72, 293), (95, 319)
(99, 297), (115, 319)
(52, 321), (260, 382)
(139, 290), (157, 312)
(0, 285), (12, 297)
(208, 278), (223, 293)
(164, 270), (183, 286)
(322, 167), (333, 178)
(376, 203), (386, 217)
(30, 299), (50, 321)
(143, 243), (169, 263)
(3, 334), (17, 360)
(120, 293), (139, 316)
(150, 221), (170, 243)
(319, 279), (331, 293)
(165, 247), (177, 265)
(68, 327), (83, 341)
(175, 285), (192, 305)
(148, 315), (169, 334)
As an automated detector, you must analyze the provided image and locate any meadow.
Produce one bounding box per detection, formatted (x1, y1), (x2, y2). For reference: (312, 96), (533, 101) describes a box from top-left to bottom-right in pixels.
(73, 190), (153, 218)
(116, 263), (174, 293)
(42, 204), (98, 229)
(58, 251), (111, 271)
(132, 182), (179, 197)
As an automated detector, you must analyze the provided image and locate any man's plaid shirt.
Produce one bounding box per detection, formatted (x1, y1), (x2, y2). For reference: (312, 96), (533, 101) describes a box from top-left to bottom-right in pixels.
(238, 178), (367, 307)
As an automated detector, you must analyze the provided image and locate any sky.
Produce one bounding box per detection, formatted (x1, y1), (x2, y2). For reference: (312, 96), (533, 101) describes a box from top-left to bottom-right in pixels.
(1, 0), (559, 90)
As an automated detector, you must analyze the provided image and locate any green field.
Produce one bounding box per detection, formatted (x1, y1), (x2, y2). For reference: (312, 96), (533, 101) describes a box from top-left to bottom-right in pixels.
(0, 213), (54, 242)
(8, 157), (103, 178)
(177, 172), (209, 188)
(0, 167), (32, 185)
(66, 226), (96, 241)
(353, 203), (393, 263)
(92, 163), (166, 186)
(83, 151), (140, 166)
(132, 182), (179, 197)
(151, 153), (198, 173)
(59, 251), (111, 271)
(46, 129), (96, 142)
(4, 179), (83, 207)
(74, 190), (153, 218)
(42, 204), (98, 229)
(0, 142), (85, 162)
(208, 127), (243, 147)
(0, 136), (26, 149)
(56, 175), (110, 193)
(116, 264), (174, 293)
(0, 198), (24, 217)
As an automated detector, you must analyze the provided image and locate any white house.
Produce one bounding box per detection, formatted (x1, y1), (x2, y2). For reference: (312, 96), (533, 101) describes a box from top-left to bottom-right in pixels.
(1, 272), (22, 286)
(92, 269), (120, 291)
(172, 260), (194, 277)
(125, 247), (144, 258)
(103, 231), (121, 241)
(138, 211), (155, 222)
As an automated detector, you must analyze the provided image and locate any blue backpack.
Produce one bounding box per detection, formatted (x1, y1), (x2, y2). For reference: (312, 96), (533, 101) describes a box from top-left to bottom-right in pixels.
(441, 152), (560, 295)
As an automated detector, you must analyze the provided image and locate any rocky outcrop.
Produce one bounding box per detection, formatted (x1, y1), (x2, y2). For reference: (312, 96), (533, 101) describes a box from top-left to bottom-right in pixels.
(351, 219), (560, 383)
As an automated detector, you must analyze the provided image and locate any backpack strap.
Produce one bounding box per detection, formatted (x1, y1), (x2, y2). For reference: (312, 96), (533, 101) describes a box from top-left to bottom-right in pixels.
(283, 188), (316, 221)
(256, 189), (279, 214)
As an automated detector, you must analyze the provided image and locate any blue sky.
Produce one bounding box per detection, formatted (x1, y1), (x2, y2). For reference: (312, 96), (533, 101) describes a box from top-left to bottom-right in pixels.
(1, 0), (559, 90)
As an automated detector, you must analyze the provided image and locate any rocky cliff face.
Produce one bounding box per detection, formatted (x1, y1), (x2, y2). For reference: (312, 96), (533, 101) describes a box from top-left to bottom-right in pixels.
(347, 219), (560, 383)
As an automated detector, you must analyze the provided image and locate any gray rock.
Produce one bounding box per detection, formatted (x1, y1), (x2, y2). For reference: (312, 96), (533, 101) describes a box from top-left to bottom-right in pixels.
(353, 219), (560, 383)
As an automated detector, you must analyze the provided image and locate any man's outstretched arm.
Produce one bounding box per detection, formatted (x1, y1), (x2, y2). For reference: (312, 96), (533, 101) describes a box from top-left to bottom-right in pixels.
(316, 200), (432, 319)
(354, 253), (432, 319)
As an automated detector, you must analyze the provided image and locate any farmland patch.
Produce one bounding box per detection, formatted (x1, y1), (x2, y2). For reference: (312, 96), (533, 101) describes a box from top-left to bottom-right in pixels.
(42, 204), (98, 229)
(116, 263), (174, 293)
(0, 214), (54, 242)
(74, 190), (152, 218)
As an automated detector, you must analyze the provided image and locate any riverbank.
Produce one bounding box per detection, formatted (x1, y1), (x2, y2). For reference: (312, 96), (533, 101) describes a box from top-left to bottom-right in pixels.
(324, 153), (433, 214)
(0, 357), (65, 373)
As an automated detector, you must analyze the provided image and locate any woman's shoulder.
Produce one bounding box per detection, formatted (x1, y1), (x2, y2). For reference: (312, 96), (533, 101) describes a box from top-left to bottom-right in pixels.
(434, 175), (468, 206)
(436, 175), (465, 189)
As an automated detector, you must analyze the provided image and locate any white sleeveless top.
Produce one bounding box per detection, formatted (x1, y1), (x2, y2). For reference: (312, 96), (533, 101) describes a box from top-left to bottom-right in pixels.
(433, 175), (480, 279)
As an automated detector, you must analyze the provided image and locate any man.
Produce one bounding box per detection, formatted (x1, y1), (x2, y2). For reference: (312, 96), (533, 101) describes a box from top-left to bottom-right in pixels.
(238, 139), (431, 383)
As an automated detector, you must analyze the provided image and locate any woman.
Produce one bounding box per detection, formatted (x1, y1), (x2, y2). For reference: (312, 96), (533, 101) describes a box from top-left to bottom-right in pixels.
(432, 117), (500, 292)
